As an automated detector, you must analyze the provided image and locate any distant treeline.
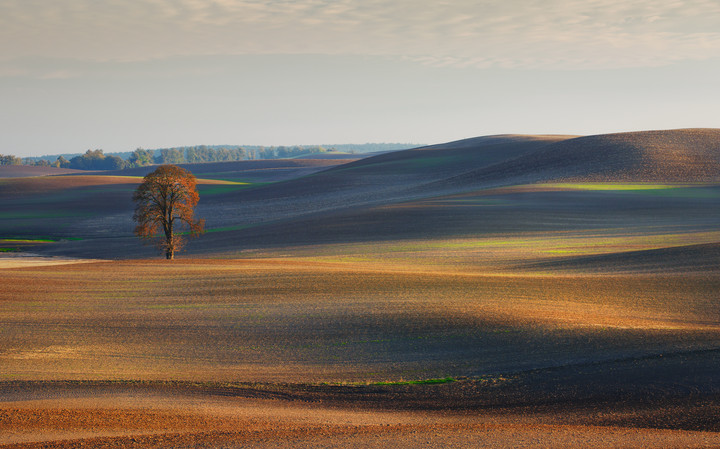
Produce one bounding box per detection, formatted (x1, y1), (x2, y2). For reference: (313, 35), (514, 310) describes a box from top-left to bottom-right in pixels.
(1, 150), (130, 170)
(2, 143), (420, 170)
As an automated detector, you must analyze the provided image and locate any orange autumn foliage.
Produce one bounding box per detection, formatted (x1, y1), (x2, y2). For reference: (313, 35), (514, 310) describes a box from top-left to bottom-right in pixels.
(132, 165), (205, 259)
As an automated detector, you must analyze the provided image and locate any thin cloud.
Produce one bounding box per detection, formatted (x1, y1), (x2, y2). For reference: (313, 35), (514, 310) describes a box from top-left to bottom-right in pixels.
(1, 0), (720, 68)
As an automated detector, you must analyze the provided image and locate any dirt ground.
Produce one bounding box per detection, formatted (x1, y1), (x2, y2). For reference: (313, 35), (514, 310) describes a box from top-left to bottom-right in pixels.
(2, 259), (719, 447)
(4, 384), (720, 448)
(2, 131), (720, 446)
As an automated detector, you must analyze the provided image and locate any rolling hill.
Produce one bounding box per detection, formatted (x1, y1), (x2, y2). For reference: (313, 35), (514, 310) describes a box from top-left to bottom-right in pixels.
(1, 128), (719, 270)
(101, 158), (357, 183)
(3, 128), (720, 447)
(181, 128), (720, 266)
(431, 128), (720, 191)
(0, 165), (87, 177)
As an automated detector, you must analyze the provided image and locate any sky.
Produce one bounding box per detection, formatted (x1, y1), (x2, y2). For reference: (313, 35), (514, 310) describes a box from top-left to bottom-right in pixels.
(2, 0), (720, 157)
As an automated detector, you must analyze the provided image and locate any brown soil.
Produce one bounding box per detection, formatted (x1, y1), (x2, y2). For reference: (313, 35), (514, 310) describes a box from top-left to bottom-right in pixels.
(2, 259), (720, 447)
(3, 380), (720, 448)
(3, 130), (720, 446)
(0, 166), (86, 178)
(438, 128), (720, 190)
(103, 159), (358, 183)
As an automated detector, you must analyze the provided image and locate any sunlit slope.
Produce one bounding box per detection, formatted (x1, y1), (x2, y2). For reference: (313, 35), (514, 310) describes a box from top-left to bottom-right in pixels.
(198, 129), (720, 226)
(228, 134), (572, 201)
(433, 129), (720, 191)
(43, 135), (565, 257)
(524, 241), (720, 273)
(185, 130), (720, 268)
(5, 129), (720, 263)
(2, 260), (718, 383)
(189, 185), (720, 270)
(182, 135), (574, 237)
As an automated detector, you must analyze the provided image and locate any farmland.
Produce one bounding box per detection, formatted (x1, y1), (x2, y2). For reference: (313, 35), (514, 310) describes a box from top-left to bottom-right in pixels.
(2, 130), (720, 447)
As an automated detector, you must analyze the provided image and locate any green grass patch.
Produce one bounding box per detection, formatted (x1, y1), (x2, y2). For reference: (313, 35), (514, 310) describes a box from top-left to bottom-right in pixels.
(541, 183), (720, 197)
(1, 238), (56, 243)
(1, 236), (82, 243)
(548, 182), (682, 191)
(371, 377), (457, 386)
(0, 247), (20, 252)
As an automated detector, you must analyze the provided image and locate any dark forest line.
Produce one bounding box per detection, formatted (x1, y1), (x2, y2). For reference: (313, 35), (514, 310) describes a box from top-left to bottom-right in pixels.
(1, 143), (420, 171)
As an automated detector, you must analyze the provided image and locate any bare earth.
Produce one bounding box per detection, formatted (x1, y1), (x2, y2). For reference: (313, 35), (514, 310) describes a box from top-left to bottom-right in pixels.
(2, 130), (720, 447)
(4, 388), (720, 448)
(1, 259), (719, 447)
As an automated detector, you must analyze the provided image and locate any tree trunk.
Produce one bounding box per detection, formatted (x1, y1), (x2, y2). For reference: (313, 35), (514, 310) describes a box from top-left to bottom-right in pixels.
(165, 234), (174, 260)
(165, 214), (174, 260)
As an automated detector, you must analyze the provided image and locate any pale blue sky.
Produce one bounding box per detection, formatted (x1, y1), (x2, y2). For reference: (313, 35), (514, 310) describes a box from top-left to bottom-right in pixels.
(2, 0), (719, 157)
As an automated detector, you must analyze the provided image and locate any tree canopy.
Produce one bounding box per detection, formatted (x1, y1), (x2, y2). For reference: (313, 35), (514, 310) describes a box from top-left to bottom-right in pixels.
(128, 148), (154, 167)
(64, 149), (127, 170)
(132, 165), (205, 259)
(2, 143), (419, 170)
(0, 154), (23, 165)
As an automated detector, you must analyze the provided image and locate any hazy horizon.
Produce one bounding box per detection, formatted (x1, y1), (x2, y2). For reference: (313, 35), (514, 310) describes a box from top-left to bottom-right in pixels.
(24, 140), (426, 161)
(2, 1), (719, 157)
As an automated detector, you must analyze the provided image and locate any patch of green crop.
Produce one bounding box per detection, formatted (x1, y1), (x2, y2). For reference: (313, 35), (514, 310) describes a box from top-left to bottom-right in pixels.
(548, 182), (681, 191)
(387, 239), (535, 252)
(371, 377), (457, 386)
(0, 247), (20, 252)
(1, 236), (82, 243)
(1, 238), (55, 243)
(541, 183), (720, 198)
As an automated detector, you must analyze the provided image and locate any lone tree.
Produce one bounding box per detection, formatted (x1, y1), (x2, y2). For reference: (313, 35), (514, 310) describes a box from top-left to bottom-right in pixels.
(132, 165), (205, 259)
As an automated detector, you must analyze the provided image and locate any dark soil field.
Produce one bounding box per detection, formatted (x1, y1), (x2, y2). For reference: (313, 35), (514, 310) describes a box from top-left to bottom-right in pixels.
(2, 129), (720, 447)
(0, 166), (87, 178)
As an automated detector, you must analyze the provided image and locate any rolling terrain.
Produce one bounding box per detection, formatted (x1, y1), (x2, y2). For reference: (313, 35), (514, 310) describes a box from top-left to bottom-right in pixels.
(6, 129), (719, 263)
(2, 128), (720, 447)
(0, 166), (86, 178)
